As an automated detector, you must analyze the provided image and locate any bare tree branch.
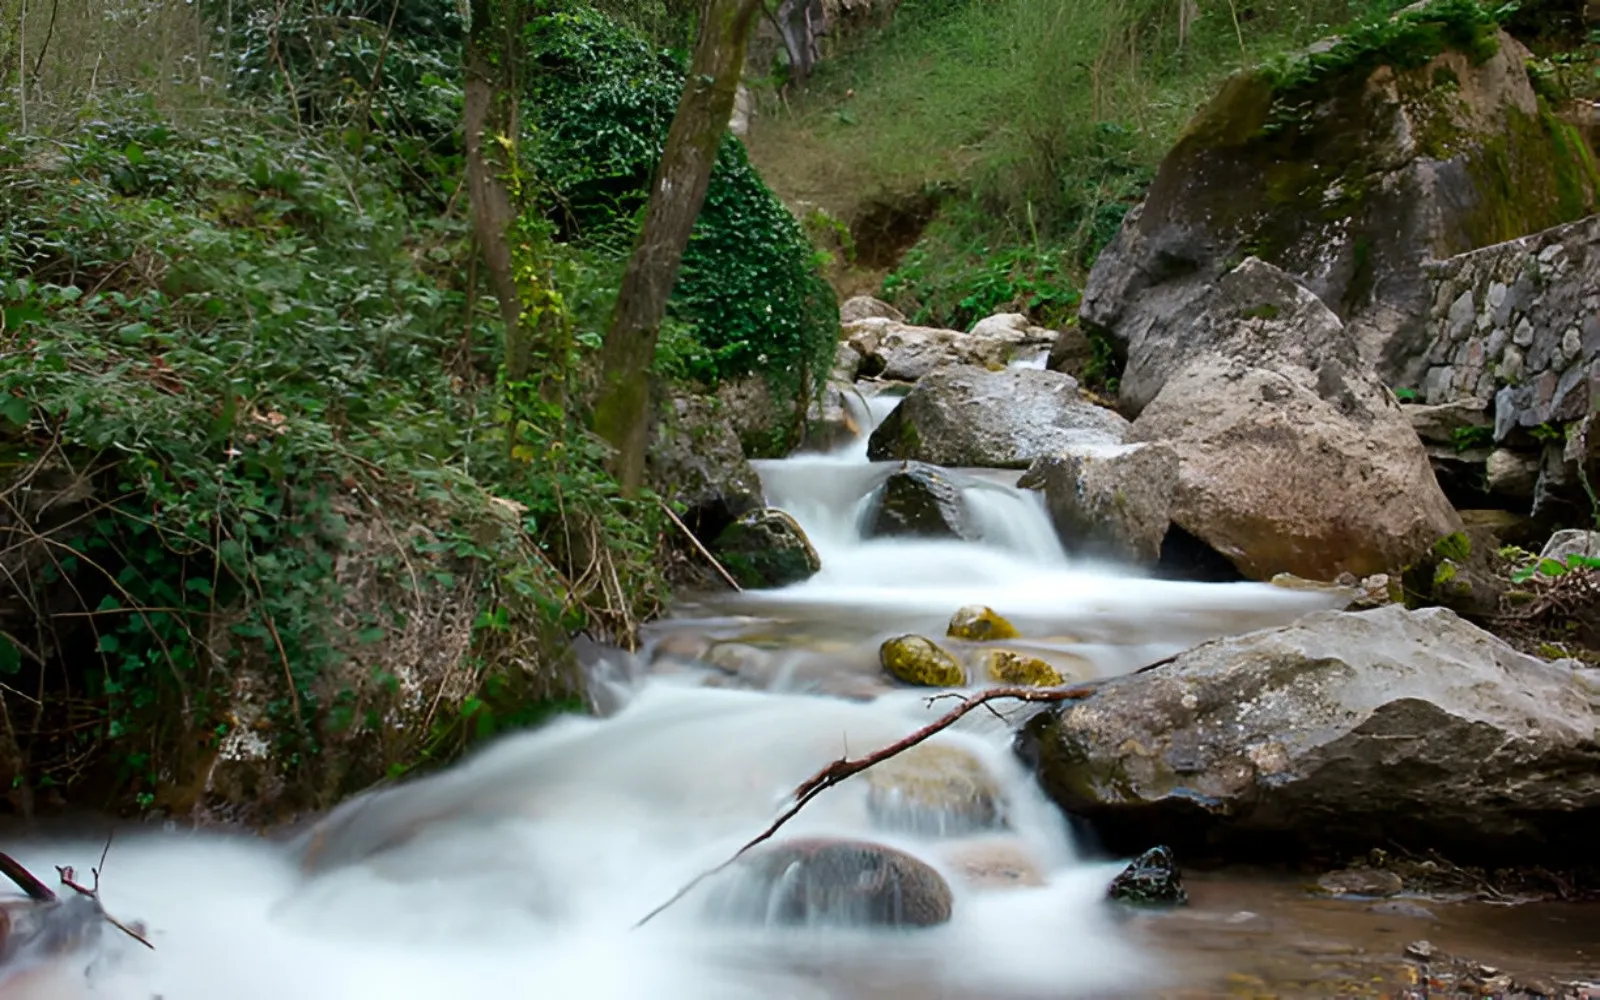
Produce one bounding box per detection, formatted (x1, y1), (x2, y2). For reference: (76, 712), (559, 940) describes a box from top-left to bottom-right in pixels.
(633, 682), (1097, 927)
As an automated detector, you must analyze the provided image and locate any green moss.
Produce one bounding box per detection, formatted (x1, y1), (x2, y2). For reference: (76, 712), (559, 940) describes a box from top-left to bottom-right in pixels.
(1241, 303), (1284, 321)
(947, 605), (1021, 641)
(880, 635), (966, 687)
(1434, 531), (1472, 561)
(983, 649), (1064, 687)
(1432, 559), (1461, 587)
(1459, 103), (1600, 247)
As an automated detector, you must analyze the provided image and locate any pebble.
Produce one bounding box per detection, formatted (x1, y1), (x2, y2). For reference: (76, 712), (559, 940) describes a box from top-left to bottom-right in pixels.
(1405, 939), (1436, 961)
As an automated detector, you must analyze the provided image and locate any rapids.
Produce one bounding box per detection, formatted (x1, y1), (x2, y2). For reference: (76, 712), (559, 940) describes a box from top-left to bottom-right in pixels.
(2, 387), (1359, 999)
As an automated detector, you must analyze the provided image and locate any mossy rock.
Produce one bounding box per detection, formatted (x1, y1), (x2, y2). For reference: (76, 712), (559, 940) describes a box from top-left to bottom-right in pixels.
(946, 605), (1019, 641)
(880, 635), (965, 687)
(864, 743), (1007, 836)
(712, 508), (822, 589)
(982, 649), (1065, 687)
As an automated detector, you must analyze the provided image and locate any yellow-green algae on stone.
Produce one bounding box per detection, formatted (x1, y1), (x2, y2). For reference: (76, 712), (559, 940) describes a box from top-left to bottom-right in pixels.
(946, 605), (1020, 642)
(982, 649), (1065, 687)
(880, 634), (965, 686)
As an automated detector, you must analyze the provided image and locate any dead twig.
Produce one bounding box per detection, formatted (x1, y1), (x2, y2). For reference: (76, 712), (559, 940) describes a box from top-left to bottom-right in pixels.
(654, 496), (742, 593)
(634, 683), (1097, 928)
(1, 850), (58, 901)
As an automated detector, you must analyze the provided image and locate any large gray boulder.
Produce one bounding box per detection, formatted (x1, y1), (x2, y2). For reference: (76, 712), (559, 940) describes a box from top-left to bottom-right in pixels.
(862, 461), (976, 541)
(1081, 25), (1596, 406)
(1017, 442), (1178, 565)
(867, 366), (1130, 468)
(845, 314), (1053, 382)
(712, 508), (822, 589)
(1021, 605), (1600, 865)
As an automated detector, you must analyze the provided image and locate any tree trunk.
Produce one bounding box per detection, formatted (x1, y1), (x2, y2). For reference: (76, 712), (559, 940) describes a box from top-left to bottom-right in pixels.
(462, 0), (530, 382)
(592, 0), (763, 495)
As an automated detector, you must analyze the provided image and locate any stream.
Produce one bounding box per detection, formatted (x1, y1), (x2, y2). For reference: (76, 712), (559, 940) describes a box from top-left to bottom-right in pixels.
(2, 387), (1595, 998)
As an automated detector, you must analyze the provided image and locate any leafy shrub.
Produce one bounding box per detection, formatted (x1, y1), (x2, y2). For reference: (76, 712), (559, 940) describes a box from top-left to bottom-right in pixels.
(523, 5), (838, 397)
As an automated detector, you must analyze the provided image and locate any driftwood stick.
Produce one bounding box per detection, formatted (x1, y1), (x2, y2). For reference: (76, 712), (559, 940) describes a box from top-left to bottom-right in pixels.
(633, 683), (1097, 928)
(655, 497), (743, 592)
(0, 850), (57, 902)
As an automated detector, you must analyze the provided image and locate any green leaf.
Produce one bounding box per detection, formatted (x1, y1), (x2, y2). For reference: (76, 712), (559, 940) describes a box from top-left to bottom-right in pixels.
(97, 633), (121, 654)
(0, 396), (28, 428)
(124, 143), (147, 165)
(0, 635), (21, 675)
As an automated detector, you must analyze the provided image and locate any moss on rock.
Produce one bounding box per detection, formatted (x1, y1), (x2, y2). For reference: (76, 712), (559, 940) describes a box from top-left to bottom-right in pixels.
(880, 634), (966, 687)
(946, 605), (1020, 641)
(982, 649), (1065, 687)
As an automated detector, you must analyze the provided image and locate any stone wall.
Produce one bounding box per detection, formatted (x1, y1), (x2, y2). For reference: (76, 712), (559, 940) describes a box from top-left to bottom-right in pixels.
(1418, 214), (1600, 439)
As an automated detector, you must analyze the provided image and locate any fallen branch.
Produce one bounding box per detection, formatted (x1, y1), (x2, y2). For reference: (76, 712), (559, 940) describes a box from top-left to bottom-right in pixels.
(1, 850), (57, 902)
(634, 682), (1097, 927)
(0, 838), (154, 951)
(655, 497), (743, 592)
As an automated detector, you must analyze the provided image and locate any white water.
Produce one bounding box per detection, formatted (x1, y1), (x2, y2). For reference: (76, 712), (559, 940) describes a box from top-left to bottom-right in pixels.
(3, 380), (1348, 1000)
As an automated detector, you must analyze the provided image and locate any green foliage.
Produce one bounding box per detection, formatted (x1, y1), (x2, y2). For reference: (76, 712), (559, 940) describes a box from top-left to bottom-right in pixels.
(1511, 552), (1600, 582)
(0, 92), (658, 808)
(1433, 530), (1473, 561)
(522, 5), (839, 398)
(1451, 423), (1496, 450)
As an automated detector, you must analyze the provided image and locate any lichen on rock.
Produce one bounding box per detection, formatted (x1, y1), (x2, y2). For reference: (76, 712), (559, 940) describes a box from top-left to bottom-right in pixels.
(880, 634), (966, 687)
(946, 605), (1020, 641)
(981, 649), (1065, 687)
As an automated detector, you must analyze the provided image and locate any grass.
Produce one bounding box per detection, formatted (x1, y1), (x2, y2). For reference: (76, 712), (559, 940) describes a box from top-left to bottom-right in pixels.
(746, 0), (1420, 325)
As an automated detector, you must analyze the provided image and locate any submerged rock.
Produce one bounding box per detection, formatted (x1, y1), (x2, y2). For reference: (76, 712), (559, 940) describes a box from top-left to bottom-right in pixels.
(947, 605), (1019, 642)
(941, 841), (1046, 891)
(1106, 846), (1187, 907)
(879, 635), (965, 687)
(862, 461), (976, 541)
(708, 837), (954, 928)
(1022, 605), (1600, 865)
(864, 742), (1007, 835)
(1315, 868), (1405, 898)
(981, 649), (1064, 687)
(1018, 442), (1178, 566)
(867, 365), (1130, 468)
(712, 509), (822, 590)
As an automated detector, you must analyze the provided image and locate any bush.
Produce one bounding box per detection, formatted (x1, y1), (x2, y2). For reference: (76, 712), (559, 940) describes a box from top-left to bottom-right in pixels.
(524, 5), (838, 398)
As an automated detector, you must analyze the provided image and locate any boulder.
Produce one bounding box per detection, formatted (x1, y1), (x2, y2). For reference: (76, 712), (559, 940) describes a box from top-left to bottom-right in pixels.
(867, 366), (1130, 468)
(647, 392), (762, 538)
(1082, 21), (1597, 403)
(864, 742), (1007, 835)
(1046, 325), (1096, 379)
(845, 318), (1037, 381)
(946, 605), (1020, 642)
(802, 379), (866, 452)
(1021, 605), (1600, 865)
(1106, 846), (1187, 907)
(705, 837), (954, 928)
(715, 374), (791, 458)
(880, 634), (965, 687)
(861, 461), (976, 541)
(1017, 442), (1179, 566)
(840, 295), (905, 325)
(712, 509), (822, 589)
(1129, 355), (1463, 581)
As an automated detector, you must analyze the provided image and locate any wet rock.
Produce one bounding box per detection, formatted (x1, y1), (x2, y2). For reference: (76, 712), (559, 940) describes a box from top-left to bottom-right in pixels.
(840, 295), (904, 324)
(862, 461), (976, 541)
(1047, 325), (1095, 379)
(867, 365), (1130, 469)
(712, 509), (822, 589)
(803, 377), (865, 453)
(1022, 604), (1600, 866)
(1315, 868), (1405, 897)
(946, 605), (1019, 642)
(1107, 845), (1187, 907)
(710, 837), (954, 928)
(0, 893), (108, 985)
(1081, 28), (1595, 406)
(845, 316), (1049, 381)
(647, 391), (762, 539)
(864, 742), (1006, 835)
(879, 635), (965, 687)
(714, 374), (791, 458)
(1368, 900), (1437, 920)
(1018, 442), (1178, 566)
(940, 841), (1046, 891)
(982, 649), (1064, 687)
(1129, 349), (1464, 581)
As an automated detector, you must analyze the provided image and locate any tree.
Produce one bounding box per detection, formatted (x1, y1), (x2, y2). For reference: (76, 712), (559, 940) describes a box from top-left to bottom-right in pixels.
(591, 0), (764, 495)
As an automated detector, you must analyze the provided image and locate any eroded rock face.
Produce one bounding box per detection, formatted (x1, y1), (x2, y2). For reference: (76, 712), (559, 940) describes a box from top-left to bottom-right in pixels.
(1082, 27), (1597, 403)
(706, 837), (954, 928)
(1021, 605), (1600, 865)
(1018, 442), (1178, 566)
(1129, 352), (1462, 581)
(867, 366), (1130, 468)
(648, 392), (762, 539)
(861, 461), (976, 541)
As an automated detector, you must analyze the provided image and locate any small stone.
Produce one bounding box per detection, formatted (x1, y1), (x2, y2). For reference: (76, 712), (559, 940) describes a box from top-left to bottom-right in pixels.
(947, 605), (1019, 641)
(1316, 867), (1405, 897)
(1107, 845), (1187, 907)
(880, 635), (965, 687)
(1367, 900), (1437, 920)
(864, 743), (1006, 836)
(1405, 939), (1436, 961)
(981, 649), (1064, 687)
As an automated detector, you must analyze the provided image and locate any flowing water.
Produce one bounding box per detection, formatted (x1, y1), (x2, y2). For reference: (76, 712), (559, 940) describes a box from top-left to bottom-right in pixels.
(3, 389), (1594, 998)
